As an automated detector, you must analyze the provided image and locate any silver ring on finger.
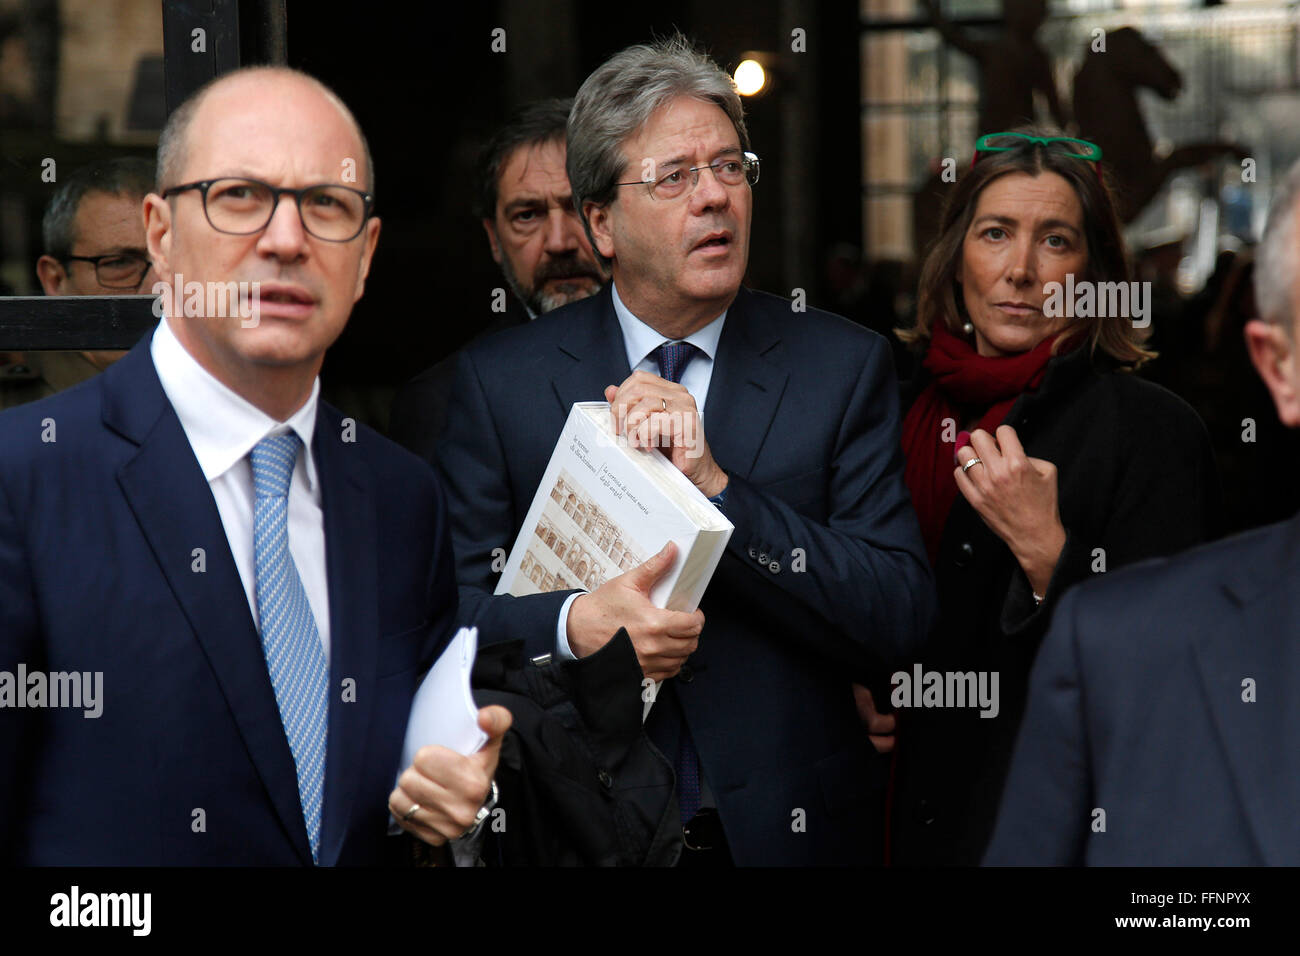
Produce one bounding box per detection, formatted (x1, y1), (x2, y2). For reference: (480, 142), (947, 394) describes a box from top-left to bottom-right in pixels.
(402, 803), (421, 822)
(961, 456), (984, 474)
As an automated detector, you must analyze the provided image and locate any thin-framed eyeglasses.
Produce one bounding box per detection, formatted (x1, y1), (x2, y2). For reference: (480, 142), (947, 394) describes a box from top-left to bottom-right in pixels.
(61, 253), (152, 290)
(160, 177), (375, 242)
(615, 151), (761, 201)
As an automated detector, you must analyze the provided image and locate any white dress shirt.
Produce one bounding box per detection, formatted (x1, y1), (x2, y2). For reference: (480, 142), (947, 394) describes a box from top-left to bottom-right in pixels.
(151, 319), (331, 662)
(554, 282), (727, 658)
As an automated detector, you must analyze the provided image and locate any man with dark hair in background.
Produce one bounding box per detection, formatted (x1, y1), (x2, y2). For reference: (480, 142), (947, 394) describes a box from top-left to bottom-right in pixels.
(1, 157), (157, 410)
(389, 98), (606, 461)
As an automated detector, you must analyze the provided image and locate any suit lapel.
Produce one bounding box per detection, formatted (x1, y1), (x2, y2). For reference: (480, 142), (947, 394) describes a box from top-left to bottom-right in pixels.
(551, 287), (632, 414)
(313, 406), (380, 866)
(701, 288), (789, 479)
(107, 346), (314, 865)
(1192, 516), (1300, 865)
(554, 285), (790, 479)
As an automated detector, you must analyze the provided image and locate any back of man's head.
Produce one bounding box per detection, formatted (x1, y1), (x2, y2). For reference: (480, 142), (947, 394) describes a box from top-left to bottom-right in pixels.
(1247, 157), (1300, 428)
(1254, 159), (1300, 334)
(42, 156), (156, 260)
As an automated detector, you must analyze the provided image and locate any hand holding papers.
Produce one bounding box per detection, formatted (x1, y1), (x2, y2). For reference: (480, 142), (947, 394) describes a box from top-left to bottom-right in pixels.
(401, 627), (488, 763)
(390, 627), (511, 848)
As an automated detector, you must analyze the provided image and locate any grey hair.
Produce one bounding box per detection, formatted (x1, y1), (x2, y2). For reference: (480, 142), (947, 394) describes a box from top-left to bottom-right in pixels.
(566, 32), (749, 267)
(1254, 157), (1300, 329)
(42, 157), (155, 259)
(156, 66), (375, 197)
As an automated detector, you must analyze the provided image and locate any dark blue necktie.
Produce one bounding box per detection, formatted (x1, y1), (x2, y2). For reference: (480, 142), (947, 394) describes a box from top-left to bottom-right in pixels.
(652, 340), (703, 822)
(654, 341), (698, 386)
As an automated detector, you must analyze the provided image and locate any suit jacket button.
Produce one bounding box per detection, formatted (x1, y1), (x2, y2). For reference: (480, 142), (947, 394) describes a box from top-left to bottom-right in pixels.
(748, 547), (757, 559)
(597, 769), (613, 789)
(920, 798), (936, 825)
(758, 552), (769, 564)
(679, 665), (694, 683)
(768, 560), (780, 573)
(954, 542), (974, 567)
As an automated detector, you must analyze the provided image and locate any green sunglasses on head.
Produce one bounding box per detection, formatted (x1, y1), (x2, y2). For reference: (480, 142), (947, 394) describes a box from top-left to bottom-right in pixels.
(971, 132), (1104, 181)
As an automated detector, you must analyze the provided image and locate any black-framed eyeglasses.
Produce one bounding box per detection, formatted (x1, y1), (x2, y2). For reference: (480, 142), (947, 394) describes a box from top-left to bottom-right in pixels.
(615, 151), (761, 201)
(61, 253), (153, 290)
(161, 177), (375, 242)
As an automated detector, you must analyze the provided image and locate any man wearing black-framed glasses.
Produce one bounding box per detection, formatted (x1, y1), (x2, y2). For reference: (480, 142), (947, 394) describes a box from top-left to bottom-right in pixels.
(0, 66), (506, 867)
(1, 158), (157, 411)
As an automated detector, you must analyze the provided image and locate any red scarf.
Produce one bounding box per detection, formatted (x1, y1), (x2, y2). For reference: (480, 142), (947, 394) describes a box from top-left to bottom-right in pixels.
(901, 323), (1067, 565)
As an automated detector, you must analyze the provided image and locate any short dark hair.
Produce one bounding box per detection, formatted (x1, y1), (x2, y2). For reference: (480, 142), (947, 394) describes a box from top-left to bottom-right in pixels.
(901, 126), (1153, 368)
(42, 156), (156, 259)
(475, 98), (573, 221)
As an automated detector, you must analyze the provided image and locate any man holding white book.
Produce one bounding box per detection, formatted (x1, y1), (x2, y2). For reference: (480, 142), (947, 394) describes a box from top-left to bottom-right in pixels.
(437, 35), (936, 865)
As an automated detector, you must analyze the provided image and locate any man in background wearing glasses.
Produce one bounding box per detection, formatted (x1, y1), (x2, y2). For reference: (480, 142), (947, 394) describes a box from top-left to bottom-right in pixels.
(436, 34), (935, 865)
(0, 157), (156, 411)
(0, 66), (507, 865)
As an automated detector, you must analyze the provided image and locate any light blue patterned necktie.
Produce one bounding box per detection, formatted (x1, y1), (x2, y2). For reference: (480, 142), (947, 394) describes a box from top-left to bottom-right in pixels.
(250, 432), (328, 864)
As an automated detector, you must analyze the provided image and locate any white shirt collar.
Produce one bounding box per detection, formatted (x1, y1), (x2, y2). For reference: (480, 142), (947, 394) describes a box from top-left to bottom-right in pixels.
(150, 318), (320, 492)
(610, 281), (726, 371)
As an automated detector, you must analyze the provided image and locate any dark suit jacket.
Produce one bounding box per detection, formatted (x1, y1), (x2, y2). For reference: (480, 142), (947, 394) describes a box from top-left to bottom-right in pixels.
(984, 512), (1300, 865)
(389, 304), (530, 461)
(0, 337), (457, 865)
(891, 349), (1220, 865)
(436, 284), (936, 865)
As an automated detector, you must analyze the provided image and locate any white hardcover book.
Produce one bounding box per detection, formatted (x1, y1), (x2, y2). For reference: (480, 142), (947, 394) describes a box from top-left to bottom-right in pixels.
(494, 402), (734, 714)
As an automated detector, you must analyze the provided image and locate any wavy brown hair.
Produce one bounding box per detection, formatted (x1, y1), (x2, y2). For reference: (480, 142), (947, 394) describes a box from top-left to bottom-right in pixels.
(899, 128), (1154, 368)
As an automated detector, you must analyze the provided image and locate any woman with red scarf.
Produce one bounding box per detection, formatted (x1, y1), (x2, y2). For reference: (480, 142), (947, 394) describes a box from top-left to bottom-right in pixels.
(864, 131), (1220, 865)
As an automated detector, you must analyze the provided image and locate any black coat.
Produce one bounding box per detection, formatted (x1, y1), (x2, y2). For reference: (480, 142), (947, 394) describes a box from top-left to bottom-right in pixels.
(388, 305), (530, 462)
(890, 346), (1221, 865)
(472, 630), (680, 866)
(986, 512), (1300, 865)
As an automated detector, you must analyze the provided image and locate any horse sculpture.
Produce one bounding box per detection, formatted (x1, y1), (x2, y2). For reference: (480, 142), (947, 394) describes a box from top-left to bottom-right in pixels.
(910, 24), (1246, 261)
(1072, 26), (1247, 223)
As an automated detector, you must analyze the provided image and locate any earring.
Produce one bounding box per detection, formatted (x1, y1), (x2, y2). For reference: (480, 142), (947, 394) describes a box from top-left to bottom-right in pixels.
(961, 322), (974, 335)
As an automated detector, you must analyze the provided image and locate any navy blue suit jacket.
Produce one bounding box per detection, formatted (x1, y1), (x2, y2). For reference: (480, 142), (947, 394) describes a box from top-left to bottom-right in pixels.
(984, 513), (1300, 866)
(436, 285), (936, 865)
(0, 337), (456, 865)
